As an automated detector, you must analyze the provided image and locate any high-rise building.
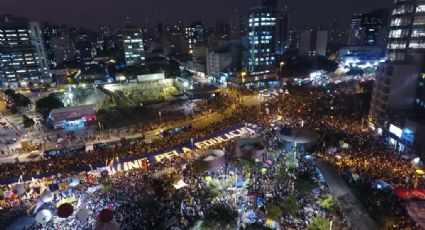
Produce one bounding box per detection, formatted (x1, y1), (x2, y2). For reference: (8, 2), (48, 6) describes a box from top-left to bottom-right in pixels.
(369, 0), (425, 152)
(230, 9), (242, 38)
(384, 0), (425, 112)
(348, 14), (365, 46)
(348, 10), (389, 47)
(299, 30), (328, 57)
(51, 35), (76, 65)
(327, 20), (348, 52)
(362, 9), (389, 47)
(0, 15), (50, 88)
(122, 27), (145, 66)
(207, 49), (232, 81)
(288, 28), (299, 49)
(42, 23), (68, 67)
(247, 5), (278, 75)
(215, 23), (230, 39)
(185, 21), (205, 53)
(276, 4), (291, 54)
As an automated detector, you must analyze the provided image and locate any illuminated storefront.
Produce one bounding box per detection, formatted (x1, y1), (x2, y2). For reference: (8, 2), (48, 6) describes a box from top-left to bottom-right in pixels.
(48, 104), (97, 129)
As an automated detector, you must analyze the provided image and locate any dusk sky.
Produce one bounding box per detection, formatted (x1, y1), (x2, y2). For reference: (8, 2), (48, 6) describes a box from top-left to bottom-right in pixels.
(0, 0), (393, 29)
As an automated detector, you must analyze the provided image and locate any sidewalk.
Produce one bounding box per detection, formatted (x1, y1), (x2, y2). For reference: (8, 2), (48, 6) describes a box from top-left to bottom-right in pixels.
(315, 159), (380, 230)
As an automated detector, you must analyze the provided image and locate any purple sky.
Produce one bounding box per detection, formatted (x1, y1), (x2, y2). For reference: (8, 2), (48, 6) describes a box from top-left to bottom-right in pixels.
(0, 0), (393, 29)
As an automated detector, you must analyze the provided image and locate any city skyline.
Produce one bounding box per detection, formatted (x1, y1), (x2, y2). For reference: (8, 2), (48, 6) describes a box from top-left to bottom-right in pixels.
(1, 0), (393, 29)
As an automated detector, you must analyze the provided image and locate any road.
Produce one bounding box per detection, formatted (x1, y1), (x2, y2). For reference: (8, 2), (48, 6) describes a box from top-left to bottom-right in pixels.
(315, 159), (380, 230)
(0, 92), (265, 163)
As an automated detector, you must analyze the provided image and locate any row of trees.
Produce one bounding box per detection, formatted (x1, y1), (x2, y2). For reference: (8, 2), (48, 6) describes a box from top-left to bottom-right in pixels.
(3, 89), (64, 122)
(278, 56), (339, 76)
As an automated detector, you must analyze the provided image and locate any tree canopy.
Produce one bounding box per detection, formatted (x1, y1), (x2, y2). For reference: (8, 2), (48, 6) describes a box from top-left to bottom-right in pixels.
(22, 115), (35, 128)
(308, 216), (331, 230)
(36, 93), (64, 119)
(4, 89), (31, 108)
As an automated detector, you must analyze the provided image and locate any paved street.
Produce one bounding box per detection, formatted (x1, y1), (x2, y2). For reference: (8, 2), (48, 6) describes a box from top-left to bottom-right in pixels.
(315, 159), (380, 230)
(0, 91), (265, 163)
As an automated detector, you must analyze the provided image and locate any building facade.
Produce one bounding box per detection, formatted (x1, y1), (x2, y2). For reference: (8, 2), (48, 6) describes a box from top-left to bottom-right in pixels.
(122, 27), (145, 66)
(206, 49), (232, 82)
(185, 21), (205, 54)
(348, 10), (389, 48)
(247, 6), (277, 75)
(0, 15), (50, 88)
(51, 35), (76, 65)
(369, 0), (425, 152)
(299, 30), (328, 57)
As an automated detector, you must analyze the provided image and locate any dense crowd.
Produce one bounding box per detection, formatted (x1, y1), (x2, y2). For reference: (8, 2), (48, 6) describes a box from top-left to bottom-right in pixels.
(0, 85), (423, 229)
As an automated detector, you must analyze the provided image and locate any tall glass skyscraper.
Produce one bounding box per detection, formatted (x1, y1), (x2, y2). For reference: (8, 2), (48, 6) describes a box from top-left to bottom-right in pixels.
(247, 6), (277, 75)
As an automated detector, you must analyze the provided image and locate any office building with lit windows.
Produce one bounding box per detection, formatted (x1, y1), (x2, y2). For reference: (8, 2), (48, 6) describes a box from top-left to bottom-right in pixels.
(185, 21), (205, 54)
(369, 0), (425, 153)
(348, 10), (389, 48)
(0, 15), (50, 88)
(247, 5), (277, 75)
(122, 27), (145, 66)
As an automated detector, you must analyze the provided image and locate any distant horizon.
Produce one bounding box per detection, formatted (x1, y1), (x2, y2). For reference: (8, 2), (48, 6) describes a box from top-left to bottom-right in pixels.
(0, 0), (393, 30)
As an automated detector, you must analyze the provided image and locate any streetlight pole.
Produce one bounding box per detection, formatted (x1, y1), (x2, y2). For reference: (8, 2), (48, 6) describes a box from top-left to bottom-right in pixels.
(279, 61), (285, 77)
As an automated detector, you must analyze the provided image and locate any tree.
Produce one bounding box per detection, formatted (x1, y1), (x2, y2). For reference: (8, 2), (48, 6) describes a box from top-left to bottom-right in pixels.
(36, 93), (64, 119)
(281, 196), (299, 216)
(10, 105), (18, 114)
(203, 204), (237, 230)
(122, 65), (147, 79)
(22, 115), (35, 128)
(320, 196), (339, 211)
(4, 89), (31, 108)
(316, 56), (338, 73)
(267, 204), (283, 220)
(4, 88), (15, 96)
(295, 172), (317, 195)
(308, 216), (331, 230)
(165, 59), (181, 77)
(207, 178), (223, 198)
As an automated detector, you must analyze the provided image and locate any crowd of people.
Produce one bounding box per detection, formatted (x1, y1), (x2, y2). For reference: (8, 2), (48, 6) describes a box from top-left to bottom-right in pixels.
(0, 84), (423, 229)
(1, 117), (348, 230)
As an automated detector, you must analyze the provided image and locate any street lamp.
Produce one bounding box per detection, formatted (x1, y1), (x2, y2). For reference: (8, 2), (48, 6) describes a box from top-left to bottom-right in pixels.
(279, 61), (285, 76)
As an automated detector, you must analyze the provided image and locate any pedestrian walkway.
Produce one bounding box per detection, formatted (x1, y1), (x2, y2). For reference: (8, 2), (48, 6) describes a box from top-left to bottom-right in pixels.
(315, 159), (380, 230)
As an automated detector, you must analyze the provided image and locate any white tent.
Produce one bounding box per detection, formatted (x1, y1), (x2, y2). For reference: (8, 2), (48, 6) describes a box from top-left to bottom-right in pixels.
(69, 175), (80, 187)
(40, 189), (54, 203)
(15, 183), (26, 195)
(35, 209), (52, 224)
